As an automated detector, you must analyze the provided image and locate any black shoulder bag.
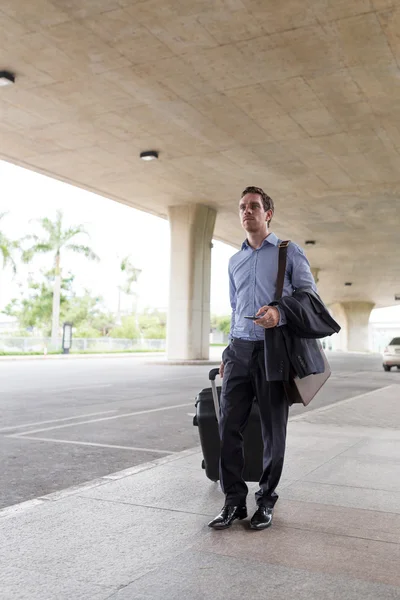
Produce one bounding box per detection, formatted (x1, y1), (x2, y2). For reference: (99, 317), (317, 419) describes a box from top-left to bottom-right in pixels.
(276, 241), (331, 406)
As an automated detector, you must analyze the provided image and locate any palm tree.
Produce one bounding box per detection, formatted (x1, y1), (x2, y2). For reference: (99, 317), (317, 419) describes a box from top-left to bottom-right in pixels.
(0, 212), (18, 275)
(23, 210), (99, 345)
(118, 255), (141, 327)
(120, 256), (141, 297)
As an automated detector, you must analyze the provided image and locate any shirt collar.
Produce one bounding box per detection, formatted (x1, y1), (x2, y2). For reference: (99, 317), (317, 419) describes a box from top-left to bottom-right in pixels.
(241, 232), (279, 250)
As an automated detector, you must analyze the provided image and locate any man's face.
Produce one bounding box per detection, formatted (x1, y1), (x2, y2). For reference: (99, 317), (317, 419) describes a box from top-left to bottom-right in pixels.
(239, 193), (271, 232)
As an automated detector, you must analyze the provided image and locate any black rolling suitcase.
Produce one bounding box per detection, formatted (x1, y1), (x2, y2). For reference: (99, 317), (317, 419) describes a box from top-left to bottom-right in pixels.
(193, 368), (263, 482)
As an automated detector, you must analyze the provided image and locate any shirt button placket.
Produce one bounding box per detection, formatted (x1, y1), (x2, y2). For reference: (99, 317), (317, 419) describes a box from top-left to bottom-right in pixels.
(253, 251), (258, 329)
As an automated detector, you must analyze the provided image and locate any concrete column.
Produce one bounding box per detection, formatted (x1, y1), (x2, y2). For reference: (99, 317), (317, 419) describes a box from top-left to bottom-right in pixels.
(343, 302), (374, 352)
(167, 204), (216, 360)
(328, 303), (348, 351)
(329, 301), (374, 352)
(311, 268), (320, 284)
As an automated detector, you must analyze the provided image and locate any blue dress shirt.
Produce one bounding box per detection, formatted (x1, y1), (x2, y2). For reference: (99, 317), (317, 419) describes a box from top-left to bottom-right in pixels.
(229, 232), (317, 341)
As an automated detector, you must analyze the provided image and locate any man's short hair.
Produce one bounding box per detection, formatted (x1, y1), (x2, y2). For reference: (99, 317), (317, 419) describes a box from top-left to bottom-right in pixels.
(241, 186), (274, 219)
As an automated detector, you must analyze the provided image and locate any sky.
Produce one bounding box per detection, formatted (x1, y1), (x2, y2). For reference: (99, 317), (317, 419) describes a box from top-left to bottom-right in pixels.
(0, 158), (399, 324)
(0, 160), (236, 318)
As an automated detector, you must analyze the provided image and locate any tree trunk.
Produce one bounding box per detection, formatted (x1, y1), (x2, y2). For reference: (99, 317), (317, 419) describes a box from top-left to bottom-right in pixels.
(0, 255), (3, 308)
(51, 253), (61, 347)
(117, 287), (122, 325)
(132, 292), (142, 342)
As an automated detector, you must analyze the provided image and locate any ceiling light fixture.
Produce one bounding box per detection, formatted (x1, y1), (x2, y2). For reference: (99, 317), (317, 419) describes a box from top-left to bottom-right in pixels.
(0, 70), (15, 87)
(345, 282), (352, 286)
(140, 150), (158, 161)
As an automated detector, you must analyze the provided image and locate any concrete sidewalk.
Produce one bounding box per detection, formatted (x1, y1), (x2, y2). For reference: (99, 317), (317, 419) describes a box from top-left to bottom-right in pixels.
(1, 385), (400, 599)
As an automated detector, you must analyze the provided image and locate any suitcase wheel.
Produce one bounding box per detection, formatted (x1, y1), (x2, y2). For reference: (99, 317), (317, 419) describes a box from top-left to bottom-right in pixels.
(201, 459), (205, 469)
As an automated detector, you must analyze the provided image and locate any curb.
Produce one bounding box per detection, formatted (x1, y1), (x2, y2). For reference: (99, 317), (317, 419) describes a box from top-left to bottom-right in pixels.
(0, 354), (223, 364)
(288, 384), (394, 422)
(0, 446), (201, 520)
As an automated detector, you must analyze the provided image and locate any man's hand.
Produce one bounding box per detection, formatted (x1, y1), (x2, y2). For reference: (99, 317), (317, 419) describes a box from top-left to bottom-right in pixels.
(219, 361), (225, 378)
(254, 306), (280, 329)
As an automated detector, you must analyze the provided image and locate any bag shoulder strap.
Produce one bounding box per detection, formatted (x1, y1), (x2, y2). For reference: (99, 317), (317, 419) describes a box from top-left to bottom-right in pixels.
(275, 240), (290, 301)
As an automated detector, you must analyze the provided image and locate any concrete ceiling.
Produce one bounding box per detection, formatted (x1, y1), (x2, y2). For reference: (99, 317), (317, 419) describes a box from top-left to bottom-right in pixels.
(1, 0), (400, 307)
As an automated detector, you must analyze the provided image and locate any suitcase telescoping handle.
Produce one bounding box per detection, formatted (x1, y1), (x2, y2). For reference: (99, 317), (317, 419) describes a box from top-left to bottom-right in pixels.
(209, 368), (221, 423)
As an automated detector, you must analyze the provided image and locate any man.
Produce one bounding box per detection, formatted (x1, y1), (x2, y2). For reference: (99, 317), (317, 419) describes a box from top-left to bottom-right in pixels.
(208, 186), (317, 531)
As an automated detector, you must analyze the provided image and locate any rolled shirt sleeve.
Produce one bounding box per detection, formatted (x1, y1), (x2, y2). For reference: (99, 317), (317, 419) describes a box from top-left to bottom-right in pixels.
(277, 307), (287, 327)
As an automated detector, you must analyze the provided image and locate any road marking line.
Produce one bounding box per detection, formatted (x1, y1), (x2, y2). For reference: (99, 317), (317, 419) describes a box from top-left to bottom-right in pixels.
(12, 402), (195, 436)
(53, 383), (113, 392)
(158, 375), (208, 382)
(8, 435), (177, 454)
(0, 383), (113, 395)
(0, 411), (117, 433)
(289, 385), (394, 422)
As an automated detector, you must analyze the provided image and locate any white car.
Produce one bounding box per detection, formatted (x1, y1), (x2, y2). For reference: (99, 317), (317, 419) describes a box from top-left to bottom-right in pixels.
(382, 337), (400, 371)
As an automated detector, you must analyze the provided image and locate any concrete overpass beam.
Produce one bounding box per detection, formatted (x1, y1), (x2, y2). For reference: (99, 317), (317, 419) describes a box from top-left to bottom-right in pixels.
(167, 204), (216, 360)
(329, 301), (375, 352)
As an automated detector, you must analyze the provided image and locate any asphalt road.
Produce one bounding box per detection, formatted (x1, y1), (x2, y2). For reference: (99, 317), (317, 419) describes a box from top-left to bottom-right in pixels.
(0, 351), (398, 509)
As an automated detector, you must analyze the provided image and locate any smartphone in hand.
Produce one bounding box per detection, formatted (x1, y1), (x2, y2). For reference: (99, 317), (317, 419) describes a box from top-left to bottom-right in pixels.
(244, 315), (261, 320)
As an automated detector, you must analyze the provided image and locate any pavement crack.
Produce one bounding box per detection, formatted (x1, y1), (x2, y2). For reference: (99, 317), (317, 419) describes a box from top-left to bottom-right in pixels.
(76, 494), (213, 517)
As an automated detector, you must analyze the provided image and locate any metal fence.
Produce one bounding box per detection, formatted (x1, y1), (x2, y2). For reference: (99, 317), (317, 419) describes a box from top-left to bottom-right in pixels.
(0, 337), (166, 353)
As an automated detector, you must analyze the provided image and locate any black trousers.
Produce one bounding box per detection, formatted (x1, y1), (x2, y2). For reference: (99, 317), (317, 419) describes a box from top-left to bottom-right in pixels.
(219, 338), (289, 507)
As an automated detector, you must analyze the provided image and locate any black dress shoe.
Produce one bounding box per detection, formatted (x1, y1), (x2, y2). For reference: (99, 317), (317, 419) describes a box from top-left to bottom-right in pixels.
(208, 505), (247, 529)
(250, 506), (273, 530)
